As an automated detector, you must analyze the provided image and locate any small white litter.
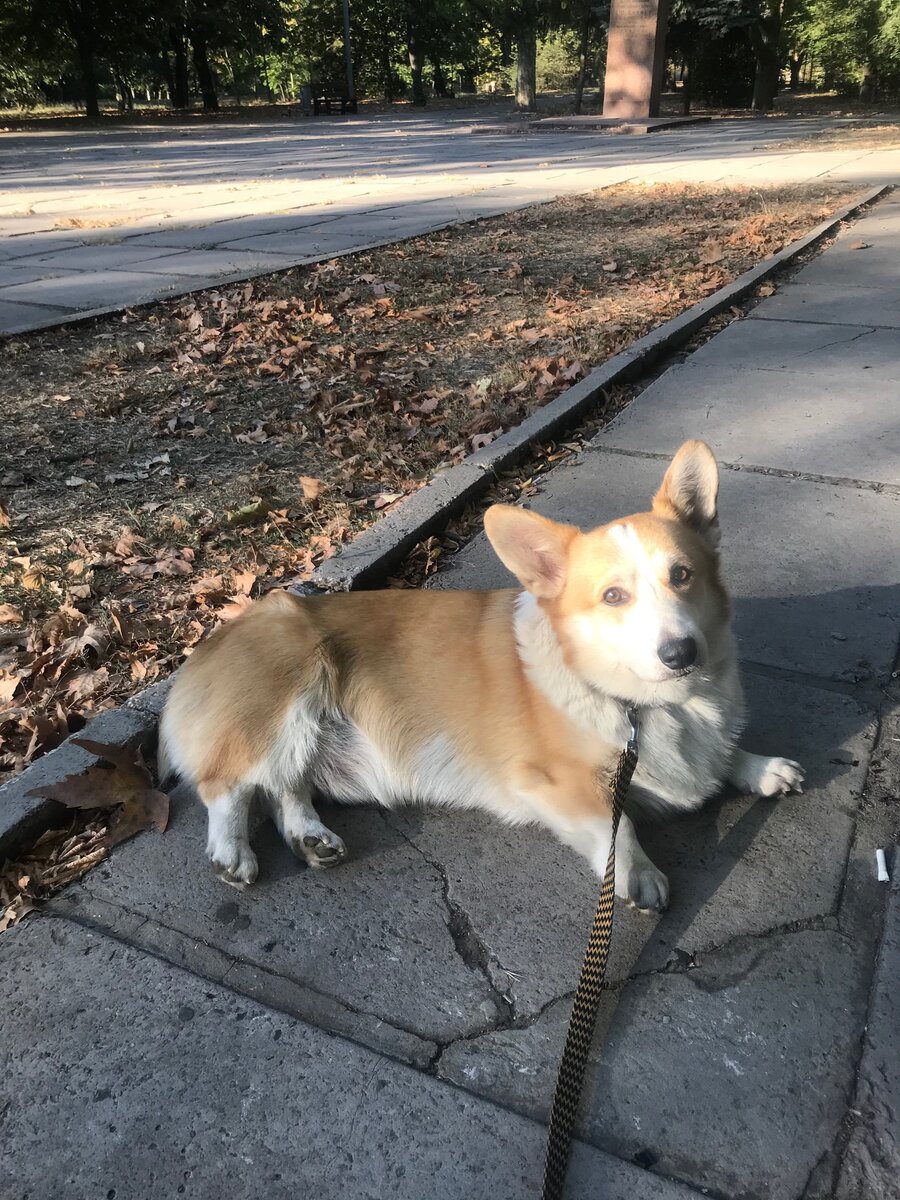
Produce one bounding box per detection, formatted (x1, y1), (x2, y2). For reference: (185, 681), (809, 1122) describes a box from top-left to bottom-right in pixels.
(876, 848), (890, 883)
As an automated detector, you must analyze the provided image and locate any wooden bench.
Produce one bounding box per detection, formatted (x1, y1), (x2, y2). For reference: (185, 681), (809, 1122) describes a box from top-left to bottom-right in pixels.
(312, 91), (357, 115)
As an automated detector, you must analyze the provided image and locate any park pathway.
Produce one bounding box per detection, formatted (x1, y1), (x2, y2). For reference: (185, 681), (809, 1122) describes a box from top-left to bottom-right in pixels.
(1, 110), (899, 334)
(0, 188), (898, 1199)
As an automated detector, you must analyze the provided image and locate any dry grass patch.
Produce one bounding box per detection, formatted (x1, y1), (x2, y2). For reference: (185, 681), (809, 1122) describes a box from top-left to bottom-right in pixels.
(765, 122), (900, 151)
(0, 179), (862, 780)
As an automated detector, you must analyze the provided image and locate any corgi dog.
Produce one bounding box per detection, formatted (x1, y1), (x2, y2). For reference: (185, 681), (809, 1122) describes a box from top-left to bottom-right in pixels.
(158, 440), (804, 910)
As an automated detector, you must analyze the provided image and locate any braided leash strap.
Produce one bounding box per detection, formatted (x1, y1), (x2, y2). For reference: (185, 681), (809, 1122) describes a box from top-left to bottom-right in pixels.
(540, 734), (639, 1200)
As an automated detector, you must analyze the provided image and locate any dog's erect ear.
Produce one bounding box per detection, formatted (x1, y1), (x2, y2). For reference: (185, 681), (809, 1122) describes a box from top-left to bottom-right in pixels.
(484, 505), (577, 599)
(652, 440), (720, 545)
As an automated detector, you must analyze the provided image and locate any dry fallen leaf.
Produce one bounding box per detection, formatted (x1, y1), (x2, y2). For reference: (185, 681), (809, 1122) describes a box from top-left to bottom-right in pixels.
(65, 667), (109, 701)
(299, 476), (324, 501)
(231, 569), (256, 596)
(698, 242), (725, 265)
(0, 604), (23, 625)
(26, 737), (169, 847)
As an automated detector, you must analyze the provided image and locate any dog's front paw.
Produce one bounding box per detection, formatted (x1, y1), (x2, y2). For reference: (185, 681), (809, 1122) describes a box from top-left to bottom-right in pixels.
(620, 862), (669, 913)
(730, 750), (805, 798)
(755, 756), (805, 797)
(209, 840), (259, 888)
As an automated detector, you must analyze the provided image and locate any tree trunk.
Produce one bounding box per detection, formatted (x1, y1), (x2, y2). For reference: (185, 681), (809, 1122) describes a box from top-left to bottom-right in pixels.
(458, 65), (477, 93)
(169, 30), (190, 108)
(223, 49), (241, 104)
(113, 66), (134, 111)
(190, 30), (219, 111)
(681, 57), (691, 114)
(432, 59), (450, 97)
(64, 0), (100, 118)
(381, 39), (394, 100)
(113, 65), (126, 111)
(515, 28), (537, 111)
(408, 23), (426, 105)
(788, 52), (803, 90)
(750, 14), (781, 114)
(573, 12), (591, 114)
(160, 51), (176, 107)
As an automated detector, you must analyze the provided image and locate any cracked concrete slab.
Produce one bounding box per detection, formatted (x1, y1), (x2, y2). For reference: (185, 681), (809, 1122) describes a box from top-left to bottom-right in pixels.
(438, 930), (871, 1199)
(434, 448), (900, 683)
(592, 361), (900, 484)
(0, 917), (699, 1200)
(382, 671), (874, 1017)
(61, 782), (505, 1046)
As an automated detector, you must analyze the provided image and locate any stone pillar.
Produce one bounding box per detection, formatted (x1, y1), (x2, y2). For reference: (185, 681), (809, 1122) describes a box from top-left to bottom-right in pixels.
(602, 0), (670, 119)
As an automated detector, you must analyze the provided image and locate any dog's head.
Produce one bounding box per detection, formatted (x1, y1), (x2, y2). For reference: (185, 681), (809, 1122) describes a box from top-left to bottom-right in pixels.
(484, 440), (731, 703)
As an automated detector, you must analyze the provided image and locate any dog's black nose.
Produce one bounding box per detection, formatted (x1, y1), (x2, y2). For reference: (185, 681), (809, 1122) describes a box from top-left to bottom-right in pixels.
(658, 637), (697, 671)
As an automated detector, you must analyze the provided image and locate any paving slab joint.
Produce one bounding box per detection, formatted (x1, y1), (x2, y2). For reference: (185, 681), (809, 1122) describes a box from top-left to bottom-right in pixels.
(50, 892), (439, 1069)
(583, 445), (900, 498)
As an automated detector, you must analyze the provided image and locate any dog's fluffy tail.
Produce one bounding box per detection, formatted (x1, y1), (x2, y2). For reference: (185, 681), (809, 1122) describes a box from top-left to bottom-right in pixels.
(154, 706), (180, 791)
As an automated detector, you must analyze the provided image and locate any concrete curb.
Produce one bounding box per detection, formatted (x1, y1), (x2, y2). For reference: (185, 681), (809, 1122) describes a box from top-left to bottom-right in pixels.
(0, 183), (889, 862)
(312, 182), (890, 592)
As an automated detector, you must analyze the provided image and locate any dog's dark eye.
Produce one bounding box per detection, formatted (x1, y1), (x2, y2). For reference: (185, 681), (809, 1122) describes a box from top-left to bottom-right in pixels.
(670, 564), (692, 587)
(602, 587), (628, 606)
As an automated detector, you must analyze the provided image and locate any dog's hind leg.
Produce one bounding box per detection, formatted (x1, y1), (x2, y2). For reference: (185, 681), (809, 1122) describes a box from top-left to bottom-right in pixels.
(199, 779), (258, 888)
(271, 786), (348, 869)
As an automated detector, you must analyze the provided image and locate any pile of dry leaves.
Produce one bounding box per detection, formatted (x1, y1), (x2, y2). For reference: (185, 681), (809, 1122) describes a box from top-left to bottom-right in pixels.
(0, 180), (861, 782)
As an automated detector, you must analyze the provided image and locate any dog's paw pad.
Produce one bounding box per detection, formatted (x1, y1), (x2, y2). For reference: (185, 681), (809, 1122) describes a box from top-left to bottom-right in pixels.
(295, 829), (347, 869)
(758, 757), (805, 797)
(209, 844), (258, 889)
(622, 864), (669, 913)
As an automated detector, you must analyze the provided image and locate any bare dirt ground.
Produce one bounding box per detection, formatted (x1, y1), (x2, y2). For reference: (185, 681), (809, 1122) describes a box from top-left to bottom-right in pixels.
(0, 180), (862, 780)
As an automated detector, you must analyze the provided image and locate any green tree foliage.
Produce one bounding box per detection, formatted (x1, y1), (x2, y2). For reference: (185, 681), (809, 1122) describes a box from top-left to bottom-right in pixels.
(0, 0), (896, 113)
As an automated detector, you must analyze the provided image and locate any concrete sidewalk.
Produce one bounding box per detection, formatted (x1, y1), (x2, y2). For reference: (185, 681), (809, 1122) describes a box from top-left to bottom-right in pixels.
(2, 112), (899, 335)
(1, 196), (898, 1200)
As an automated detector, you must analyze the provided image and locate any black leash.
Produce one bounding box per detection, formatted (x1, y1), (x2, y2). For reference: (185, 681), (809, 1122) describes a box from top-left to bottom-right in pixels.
(540, 708), (640, 1200)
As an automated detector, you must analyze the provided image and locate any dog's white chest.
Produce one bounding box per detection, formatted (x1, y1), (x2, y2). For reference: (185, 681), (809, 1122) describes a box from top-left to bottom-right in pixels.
(631, 689), (743, 812)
